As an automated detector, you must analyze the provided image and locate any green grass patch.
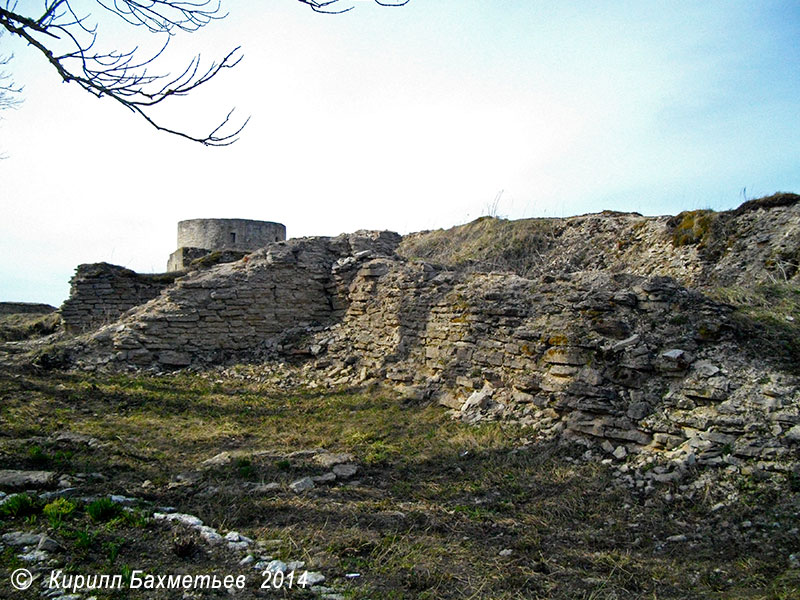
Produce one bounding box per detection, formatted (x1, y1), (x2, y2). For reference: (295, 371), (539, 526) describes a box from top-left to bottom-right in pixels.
(86, 497), (122, 522)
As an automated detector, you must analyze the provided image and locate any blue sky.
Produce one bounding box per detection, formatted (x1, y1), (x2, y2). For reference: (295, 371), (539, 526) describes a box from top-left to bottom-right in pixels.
(1, 0), (799, 306)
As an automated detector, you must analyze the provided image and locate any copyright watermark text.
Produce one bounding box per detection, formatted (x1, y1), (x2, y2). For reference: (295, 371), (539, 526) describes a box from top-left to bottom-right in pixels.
(10, 568), (33, 591)
(8, 568), (318, 594)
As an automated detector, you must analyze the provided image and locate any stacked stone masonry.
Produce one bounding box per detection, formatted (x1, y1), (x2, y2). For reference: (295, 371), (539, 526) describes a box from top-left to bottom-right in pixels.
(60, 263), (181, 333)
(61, 199), (800, 471)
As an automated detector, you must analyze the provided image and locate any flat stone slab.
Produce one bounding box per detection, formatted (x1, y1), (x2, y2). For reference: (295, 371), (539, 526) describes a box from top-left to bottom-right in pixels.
(2, 531), (42, 546)
(0, 470), (56, 490)
(332, 464), (358, 479)
(315, 452), (355, 468)
(289, 477), (315, 493)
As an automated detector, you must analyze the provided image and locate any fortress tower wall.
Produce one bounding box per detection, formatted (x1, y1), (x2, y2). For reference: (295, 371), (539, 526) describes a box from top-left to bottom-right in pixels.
(177, 219), (286, 253)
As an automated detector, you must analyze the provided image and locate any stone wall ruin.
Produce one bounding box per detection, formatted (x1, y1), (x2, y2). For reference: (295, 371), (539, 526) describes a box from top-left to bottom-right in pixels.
(54, 197), (800, 473)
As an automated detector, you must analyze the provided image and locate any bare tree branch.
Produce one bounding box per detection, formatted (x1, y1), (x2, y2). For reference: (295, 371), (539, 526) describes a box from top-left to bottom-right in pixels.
(297, 0), (410, 14)
(0, 33), (22, 111)
(0, 0), (244, 145)
(0, 0), (410, 145)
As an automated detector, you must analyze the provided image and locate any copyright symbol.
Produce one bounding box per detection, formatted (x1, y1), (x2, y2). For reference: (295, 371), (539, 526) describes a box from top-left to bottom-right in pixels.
(10, 568), (33, 591)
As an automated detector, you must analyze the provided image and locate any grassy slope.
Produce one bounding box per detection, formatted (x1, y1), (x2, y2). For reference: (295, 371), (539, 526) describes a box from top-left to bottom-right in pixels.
(0, 312), (61, 342)
(1, 368), (798, 599)
(398, 216), (564, 277)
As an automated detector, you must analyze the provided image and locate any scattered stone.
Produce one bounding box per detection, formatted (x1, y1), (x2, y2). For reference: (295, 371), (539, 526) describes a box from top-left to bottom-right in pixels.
(2, 531), (41, 546)
(301, 571), (326, 586)
(39, 487), (80, 502)
(153, 512), (203, 527)
(499, 548), (513, 557)
(54, 432), (100, 447)
(225, 531), (247, 543)
(286, 449), (322, 460)
(198, 526), (223, 545)
(38, 535), (62, 553)
(251, 482), (281, 493)
(224, 531), (252, 551)
(290, 477), (315, 493)
(263, 560), (287, 574)
(313, 472), (337, 484)
(785, 425), (800, 442)
(461, 384), (494, 413)
(315, 452), (355, 468)
(109, 494), (137, 506)
(332, 464), (358, 479)
(201, 451), (233, 467)
(0, 470), (55, 490)
(18, 550), (49, 562)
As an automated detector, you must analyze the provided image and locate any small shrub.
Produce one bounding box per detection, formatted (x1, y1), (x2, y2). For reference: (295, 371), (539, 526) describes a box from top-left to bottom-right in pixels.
(120, 565), (134, 587)
(0, 494), (42, 519)
(43, 498), (76, 527)
(53, 450), (73, 467)
(105, 539), (124, 564)
(27, 445), (49, 465)
(121, 509), (148, 528)
(86, 497), (122, 522)
(669, 210), (715, 247)
(235, 457), (254, 479)
(73, 529), (96, 550)
(275, 459), (291, 471)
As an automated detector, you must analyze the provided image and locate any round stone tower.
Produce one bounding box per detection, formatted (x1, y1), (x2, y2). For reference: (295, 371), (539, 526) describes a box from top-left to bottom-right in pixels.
(177, 218), (286, 252)
(167, 218), (286, 271)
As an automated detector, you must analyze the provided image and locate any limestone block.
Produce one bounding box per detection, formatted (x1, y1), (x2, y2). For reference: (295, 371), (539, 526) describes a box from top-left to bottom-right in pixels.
(543, 346), (589, 366)
(158, 350), (191, 367)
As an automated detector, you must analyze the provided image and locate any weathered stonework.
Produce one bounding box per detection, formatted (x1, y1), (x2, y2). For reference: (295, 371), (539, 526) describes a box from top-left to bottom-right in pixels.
(76, 231), (402, 366)
(313, 261), (798, 469)
(60, 263), (181, 333)
(51, 196), (800, 472)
